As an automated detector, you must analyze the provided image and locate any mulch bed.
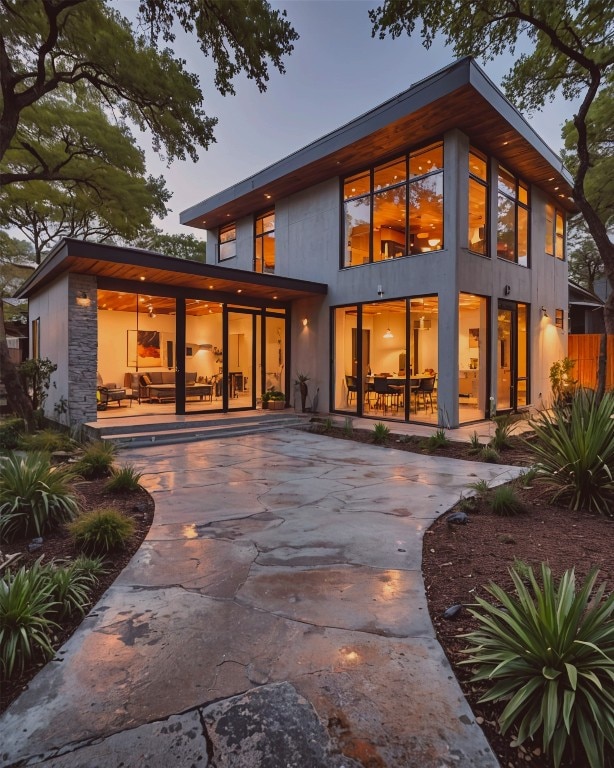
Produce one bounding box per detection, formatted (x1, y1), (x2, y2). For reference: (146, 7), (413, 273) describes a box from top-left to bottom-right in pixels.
(0, 477), (154, 715)
(313, 424), (614, 768)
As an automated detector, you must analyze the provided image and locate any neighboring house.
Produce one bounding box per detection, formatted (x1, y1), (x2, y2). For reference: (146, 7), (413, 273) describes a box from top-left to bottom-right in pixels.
(568, 280), (605, 334)
(16, 58), (572, 429)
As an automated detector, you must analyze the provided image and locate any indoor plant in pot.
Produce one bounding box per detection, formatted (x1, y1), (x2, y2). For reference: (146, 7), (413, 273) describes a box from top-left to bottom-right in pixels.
(264, 389), (285, 410)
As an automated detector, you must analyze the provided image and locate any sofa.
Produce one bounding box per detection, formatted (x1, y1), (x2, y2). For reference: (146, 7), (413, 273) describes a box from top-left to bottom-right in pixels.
(128, 371), (213, 403)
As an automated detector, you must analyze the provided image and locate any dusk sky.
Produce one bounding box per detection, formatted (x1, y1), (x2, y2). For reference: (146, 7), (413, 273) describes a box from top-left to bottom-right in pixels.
(124, 0), (575, 238)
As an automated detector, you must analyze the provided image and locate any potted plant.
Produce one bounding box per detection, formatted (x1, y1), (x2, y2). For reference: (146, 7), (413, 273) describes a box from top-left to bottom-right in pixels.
(295, 372), (310, 413)
(262, 388), (285, 410)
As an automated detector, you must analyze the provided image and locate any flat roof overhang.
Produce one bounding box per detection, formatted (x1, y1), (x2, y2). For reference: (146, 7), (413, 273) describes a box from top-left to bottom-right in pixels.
(15, 238), (328, 304)
(182, 57), (576, 232)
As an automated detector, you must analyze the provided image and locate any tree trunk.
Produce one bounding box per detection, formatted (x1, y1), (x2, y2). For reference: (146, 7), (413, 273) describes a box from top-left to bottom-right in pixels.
(0, 300), (35, 430)
(595, 333), (607, 403)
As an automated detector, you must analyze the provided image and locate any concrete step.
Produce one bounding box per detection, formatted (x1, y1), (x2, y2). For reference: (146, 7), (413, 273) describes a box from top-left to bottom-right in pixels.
(94, 414), (310, 448)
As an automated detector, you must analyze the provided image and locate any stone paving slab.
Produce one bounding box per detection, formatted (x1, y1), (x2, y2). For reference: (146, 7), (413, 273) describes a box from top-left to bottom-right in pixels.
(0, 430), (517, 767)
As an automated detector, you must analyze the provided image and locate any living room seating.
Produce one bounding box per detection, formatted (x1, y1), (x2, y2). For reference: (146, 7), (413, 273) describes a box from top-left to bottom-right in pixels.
(128, 371), (213, 403)
(96, 373), (126, 409)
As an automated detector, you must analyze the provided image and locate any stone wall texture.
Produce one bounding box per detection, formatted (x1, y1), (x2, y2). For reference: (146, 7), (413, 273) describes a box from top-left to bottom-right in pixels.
(68, 274), (98, 426)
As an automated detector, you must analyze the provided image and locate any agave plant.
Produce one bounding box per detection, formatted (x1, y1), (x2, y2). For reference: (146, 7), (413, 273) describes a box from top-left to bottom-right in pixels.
(0, 452), (80, 541)
(461, 564), (614, 768)
(528, 389), (614, 516)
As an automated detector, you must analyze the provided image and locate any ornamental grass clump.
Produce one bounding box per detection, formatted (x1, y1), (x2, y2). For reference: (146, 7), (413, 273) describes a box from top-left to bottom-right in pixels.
(69, 508), (135, 554)
(372, 422), (390, 443)
(73, 440), (117, 480)
(528, 389), (614, 516)
(460, 564), (614, 768)
(0, 452), (80, 542)
(105, 464), (143, 493)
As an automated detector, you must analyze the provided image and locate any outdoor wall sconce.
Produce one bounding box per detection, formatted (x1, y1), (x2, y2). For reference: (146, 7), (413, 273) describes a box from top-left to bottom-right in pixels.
(504, 284), (511, 296)
(377, 284), (384, 297)
(541, 306), (549, 318)
(302, 317), (309, 327)
(75, 291), (91, 307)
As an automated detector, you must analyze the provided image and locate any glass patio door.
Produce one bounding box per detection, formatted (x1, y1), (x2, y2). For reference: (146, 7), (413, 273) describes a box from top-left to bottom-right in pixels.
(227, 309), (256, 410)
(497, 301), (528, 412)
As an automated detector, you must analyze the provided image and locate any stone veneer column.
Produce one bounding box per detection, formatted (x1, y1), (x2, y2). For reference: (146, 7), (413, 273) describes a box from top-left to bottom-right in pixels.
(68, 274), (98, 426)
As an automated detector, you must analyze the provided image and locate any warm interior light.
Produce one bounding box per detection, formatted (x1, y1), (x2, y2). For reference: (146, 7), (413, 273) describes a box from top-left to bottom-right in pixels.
(428, 238), (440, 247)
(302, 317), (308, 327)
(416, 232), (429, 239)
(75, 291), (91, 308)
(383, 327), (393, 339)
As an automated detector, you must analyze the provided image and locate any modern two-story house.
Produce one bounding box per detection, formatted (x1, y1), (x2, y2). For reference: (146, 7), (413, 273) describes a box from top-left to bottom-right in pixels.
(17, 58), (572, 428)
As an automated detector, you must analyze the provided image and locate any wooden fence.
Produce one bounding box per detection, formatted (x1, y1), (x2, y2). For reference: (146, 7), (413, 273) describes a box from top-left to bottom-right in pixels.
(567, 334), (614, 390)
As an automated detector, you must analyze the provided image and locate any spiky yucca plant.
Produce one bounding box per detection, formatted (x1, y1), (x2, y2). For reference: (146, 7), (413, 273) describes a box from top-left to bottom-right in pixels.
(461, 564), (614, 768)
(528, 389), (614, 516)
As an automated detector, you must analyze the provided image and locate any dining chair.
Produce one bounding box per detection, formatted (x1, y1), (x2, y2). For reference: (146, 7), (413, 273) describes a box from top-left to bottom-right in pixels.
(417, 375), (436, 413)
(372, 376), (401, 413)
(345, 374), (358, 405)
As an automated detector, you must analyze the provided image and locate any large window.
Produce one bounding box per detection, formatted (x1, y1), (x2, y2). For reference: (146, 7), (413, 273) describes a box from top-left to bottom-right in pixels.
(219, 223), (236, 262)
(343, 141), (444, 267)
(497, 167), (529, 267)
(255, 211), (275, 273)
(468, 150), (488, 256)
(545, 203), (565, 260)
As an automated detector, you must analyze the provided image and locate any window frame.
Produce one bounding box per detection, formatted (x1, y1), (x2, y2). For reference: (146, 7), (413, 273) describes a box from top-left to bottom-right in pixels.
(218, 222), (237, 262)
(468, 148), (489, 257)
(341, 140), (444, 269)
(496, 166), (530, 268)
(254, 209), (276, 274)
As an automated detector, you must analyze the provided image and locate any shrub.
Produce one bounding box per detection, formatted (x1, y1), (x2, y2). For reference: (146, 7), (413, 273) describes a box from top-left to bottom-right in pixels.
(479, 446), (500, 463)
(549, 357), (577, 405)
(489, 484), (526, 516)
(460, 565), (614, 768)
(423, 428), (450, 451)
(0, 418), (25, 450)
(73, 440), (117, 479)
(372, 422), (390, 443)
(18, 429), (75, 454)
(69, 508), (135, 554)
(489, 414), (515, 451)
(468, 431), (482, 454)
(466, 478), (491, 499)
(528, 389), (614, 516)
(0, 452), (80, 542)
(0, 560), (58, 678)
(105, 464), (143, 493)
(517, 466), (538, 488)
(43, 560), (100, 620)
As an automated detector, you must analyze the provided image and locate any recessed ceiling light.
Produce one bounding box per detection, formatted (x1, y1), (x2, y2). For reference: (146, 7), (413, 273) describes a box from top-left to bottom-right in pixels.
(140, 276), (145, 281)
(273, 295), (278, 300)
(548, 177), (555, 182)
(265, 194), (271, 199)
(503, 141), (509, 145)
(237, 289), (242, 293)
(209, 284), (214, 289)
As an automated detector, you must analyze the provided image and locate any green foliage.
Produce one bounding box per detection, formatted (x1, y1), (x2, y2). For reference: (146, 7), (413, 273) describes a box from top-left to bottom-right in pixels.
(0, 417), (25, 450)
(17, 357), (57, 411)
(73, 440), (117, 480)
(105, 464), (143, 493)
(460, 565), (614, 768)
(43, 560), (100, 620)
(511, 557), (532, 582)
(479, 446), (500, 463)
(528, 389), (614, 516)
(549, 358), (578, 405)
(130, 227), (206, 262)
(342, 416), (354, 436)
(489, 484), (526, 517)
(0, 452), (80, 541)
(69, 508), (135, 554)
(262, 389), (285, 403)
(489, 414), (515, 451)
(423, 428), (450, 451)
(518, 466), (538, 488)
(0, 560), (58, 678)
(468, 430), (482, 454)
(466, 478), (491, 498)
(372, 422), (390, 443)
(18, 428), (75, 454)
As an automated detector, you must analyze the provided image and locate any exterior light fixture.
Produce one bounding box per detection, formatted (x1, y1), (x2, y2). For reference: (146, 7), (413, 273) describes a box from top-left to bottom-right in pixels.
(541, 306), (549, 318)
(140, 276), (145, 281)
(75, 291), (91, 307)
(302, 317), (308, 327)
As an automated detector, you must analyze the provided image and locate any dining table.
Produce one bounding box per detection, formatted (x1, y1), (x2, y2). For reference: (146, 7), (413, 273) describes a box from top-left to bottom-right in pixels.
(366, 373), (434, 412)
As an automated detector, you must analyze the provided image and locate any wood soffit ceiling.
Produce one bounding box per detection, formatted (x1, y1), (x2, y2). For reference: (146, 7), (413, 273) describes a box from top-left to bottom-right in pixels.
(186, 84), (575, 231)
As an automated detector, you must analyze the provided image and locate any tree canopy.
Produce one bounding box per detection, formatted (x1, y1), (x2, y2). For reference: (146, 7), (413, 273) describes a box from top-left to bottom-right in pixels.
(370, 0), (614, 346)
(127, 227), (206, 263)
(0, 0), (298, 179)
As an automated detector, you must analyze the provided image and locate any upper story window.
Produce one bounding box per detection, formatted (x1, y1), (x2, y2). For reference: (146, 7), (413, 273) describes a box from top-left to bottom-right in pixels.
(497, 167), (529, 267)
(255, 210), (275, 273)
(219, 223), (236, 261)
(343, 141), (444, 268)
(468, 149), (488, 256)
(545, 203), (565, 260)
